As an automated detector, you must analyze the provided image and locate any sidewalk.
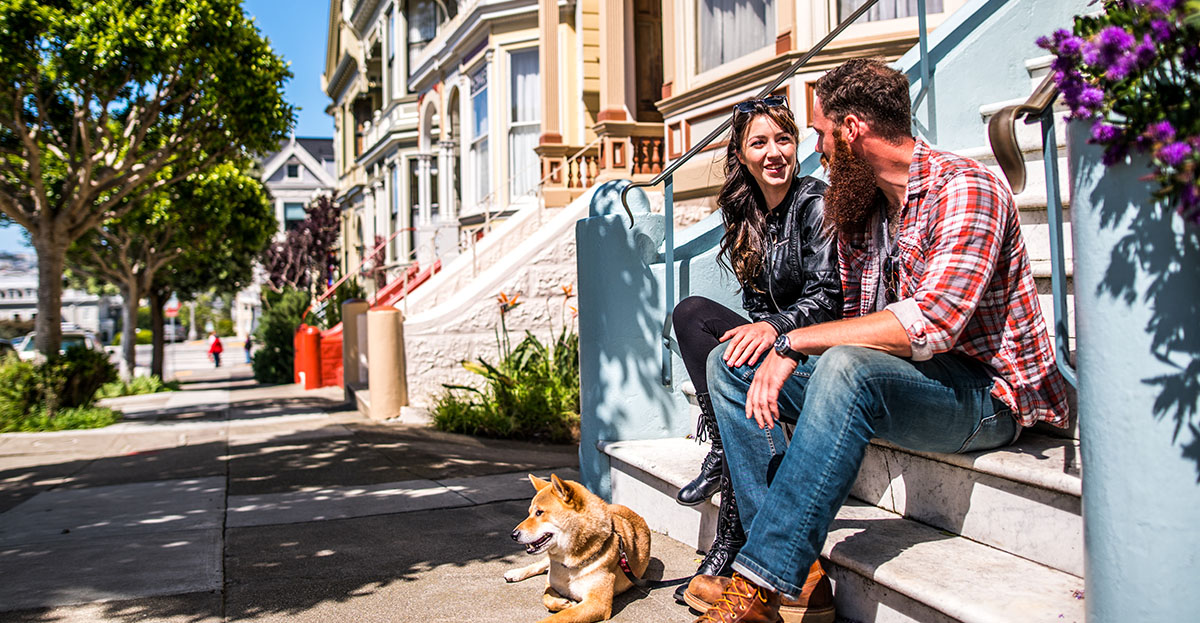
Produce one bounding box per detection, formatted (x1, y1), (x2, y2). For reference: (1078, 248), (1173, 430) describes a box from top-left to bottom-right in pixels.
(0, 367), (701, 622)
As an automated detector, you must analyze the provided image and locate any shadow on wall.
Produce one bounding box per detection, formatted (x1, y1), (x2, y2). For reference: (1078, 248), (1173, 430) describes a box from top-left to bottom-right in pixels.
(1092, 159), (1200, 480)
(576, 181), (744, 498)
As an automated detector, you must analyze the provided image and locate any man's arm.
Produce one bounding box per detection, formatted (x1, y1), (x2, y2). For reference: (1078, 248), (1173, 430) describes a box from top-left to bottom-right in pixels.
(743, 310), (910, 428)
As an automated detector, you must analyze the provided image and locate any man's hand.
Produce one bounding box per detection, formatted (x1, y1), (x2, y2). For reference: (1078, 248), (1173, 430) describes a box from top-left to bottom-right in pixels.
(719, 321), (779, 368)
(745, 350), (798, 429)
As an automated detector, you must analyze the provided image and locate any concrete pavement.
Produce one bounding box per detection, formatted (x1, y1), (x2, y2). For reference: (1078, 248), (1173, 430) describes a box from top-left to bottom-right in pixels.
(0, 362), (702, 622)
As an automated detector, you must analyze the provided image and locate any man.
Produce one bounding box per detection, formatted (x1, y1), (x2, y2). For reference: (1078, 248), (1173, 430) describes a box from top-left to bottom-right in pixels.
(687, 59), (1069, 623)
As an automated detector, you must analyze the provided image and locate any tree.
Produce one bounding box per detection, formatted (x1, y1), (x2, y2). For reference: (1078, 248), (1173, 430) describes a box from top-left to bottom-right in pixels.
(261, 195), (340, 293)
(0, 0), (293, 355)
(68, 161), (274, 377)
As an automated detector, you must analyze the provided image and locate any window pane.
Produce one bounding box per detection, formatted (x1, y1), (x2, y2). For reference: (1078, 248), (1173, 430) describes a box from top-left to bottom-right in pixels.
(697, 0), (775, 72)
(474, 138), (490, 202)
(838, 0), (943, 21)
(510, 49), (540, 122)
(509, 124), (539, 199)
(284, 202), (306, 230)
(408, 0), (443, 72)
(471, 67), (488, 140)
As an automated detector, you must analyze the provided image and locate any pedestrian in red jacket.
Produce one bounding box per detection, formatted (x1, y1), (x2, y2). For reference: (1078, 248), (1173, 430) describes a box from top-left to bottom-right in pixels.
(208, 332), (223, 368)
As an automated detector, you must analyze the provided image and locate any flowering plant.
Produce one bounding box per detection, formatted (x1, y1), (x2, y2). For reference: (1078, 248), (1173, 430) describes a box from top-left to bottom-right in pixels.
(1038, 0), (1200, 223)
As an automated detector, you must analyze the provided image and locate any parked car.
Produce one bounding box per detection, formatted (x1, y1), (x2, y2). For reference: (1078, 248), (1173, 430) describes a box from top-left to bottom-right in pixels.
(16, 326), (104, 361)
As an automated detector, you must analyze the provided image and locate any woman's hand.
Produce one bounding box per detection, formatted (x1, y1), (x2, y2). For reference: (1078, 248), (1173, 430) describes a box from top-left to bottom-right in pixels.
(719, 321), (779, 368)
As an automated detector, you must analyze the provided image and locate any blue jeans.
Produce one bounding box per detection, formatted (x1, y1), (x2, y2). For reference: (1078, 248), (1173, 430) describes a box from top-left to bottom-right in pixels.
(707, 343), (1018, 599)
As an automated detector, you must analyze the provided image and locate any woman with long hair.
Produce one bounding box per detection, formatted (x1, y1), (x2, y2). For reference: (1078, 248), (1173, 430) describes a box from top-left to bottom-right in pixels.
(671, 96), (841, 602)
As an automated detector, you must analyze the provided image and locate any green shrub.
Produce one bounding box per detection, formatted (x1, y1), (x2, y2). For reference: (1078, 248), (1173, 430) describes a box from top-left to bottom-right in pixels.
(432, 327), (580, 444)
(216, 318), (234, 337)
(0, 319), (34, 340)
(1, 406), (121, 433)
(252, 287), (310, 384)
(317, 277), (367, 329)
(0, 348), (119, 430)
(111, 329), (152, 346)
(97, 375), (180, 399)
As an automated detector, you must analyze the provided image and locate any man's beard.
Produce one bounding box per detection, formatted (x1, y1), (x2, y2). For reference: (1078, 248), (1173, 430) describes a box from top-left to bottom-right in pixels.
(824, 131), (883, 236)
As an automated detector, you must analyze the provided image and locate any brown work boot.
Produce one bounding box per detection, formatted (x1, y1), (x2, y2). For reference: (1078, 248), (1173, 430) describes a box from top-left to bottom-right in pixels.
(686, 562), (835, 623)
(692, 573), (781, 623)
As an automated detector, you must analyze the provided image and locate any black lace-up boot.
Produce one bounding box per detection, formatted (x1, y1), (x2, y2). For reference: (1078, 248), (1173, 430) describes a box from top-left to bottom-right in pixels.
(674, 461), (747, 604)
(676, 393), (723, 506)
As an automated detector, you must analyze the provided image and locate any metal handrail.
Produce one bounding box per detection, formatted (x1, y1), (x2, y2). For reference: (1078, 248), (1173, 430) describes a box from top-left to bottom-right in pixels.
(617, 0), (887, 222)
(986, 76), (1077, 387)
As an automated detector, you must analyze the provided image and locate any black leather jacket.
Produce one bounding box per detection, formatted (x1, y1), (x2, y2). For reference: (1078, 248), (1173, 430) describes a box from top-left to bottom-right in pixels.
(742, 175), (842, 334)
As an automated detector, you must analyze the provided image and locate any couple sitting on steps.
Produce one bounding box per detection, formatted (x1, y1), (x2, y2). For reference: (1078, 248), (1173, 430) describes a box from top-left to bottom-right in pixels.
(670, 59), (1070, 623)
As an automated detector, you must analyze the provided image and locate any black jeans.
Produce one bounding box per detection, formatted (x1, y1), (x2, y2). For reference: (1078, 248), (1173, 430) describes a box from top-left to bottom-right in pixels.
(672, 296), (749, 395)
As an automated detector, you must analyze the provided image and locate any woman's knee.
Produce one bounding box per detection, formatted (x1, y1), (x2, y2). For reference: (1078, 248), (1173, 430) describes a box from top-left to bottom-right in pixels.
(673, 295), (715, 319)
(705, 343), (743, 395)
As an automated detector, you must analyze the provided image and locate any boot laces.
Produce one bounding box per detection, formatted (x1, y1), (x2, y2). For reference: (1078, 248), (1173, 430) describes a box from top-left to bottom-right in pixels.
(696, 577), (759, 622)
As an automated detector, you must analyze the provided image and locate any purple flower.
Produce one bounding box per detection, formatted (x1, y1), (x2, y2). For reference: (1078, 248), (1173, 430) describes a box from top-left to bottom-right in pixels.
(1102, 143), (1129, 166)
(1148, 120), (1176, 142)
(1158, 141), (1193, 166)
(1084, 26), (1136, 72)
(1149, 0), (1181, 14)
(1134, 34), (1157, 67)
(1184, 46), (1200, 69)
(1150, 19), (1173, 42)
(1091, 121), (1123, 143)
(1079, 86), (1106, 112)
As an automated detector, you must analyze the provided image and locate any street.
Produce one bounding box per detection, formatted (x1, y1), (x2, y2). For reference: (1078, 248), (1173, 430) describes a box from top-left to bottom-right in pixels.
(119, 337), (252, 381)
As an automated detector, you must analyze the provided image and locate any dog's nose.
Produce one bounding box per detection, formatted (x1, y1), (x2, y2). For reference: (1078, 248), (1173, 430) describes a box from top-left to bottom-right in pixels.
(511, 529), (520, 542)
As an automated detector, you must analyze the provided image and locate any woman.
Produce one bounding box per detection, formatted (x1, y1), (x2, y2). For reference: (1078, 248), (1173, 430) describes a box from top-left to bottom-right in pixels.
(671, 96), (841, 599)
(208, 331), (223, 368)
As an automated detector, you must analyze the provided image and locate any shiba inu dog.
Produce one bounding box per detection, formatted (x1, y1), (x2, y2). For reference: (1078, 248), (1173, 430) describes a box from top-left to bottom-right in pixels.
(505, 474), (652, 623)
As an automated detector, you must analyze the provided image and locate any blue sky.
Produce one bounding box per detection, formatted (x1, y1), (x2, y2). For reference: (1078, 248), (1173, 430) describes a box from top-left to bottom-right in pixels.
(0, 0), (333, 255)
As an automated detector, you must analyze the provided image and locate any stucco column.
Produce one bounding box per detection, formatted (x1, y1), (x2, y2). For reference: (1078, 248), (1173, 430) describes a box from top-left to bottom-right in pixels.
(373, 180), (387, 258)
(539, 0), (562, 144)
(438, 140), (456, 223)
(341, 299), (369, 403)
(417, 153), (432, 226)
(367, 306), (408, 420)
(598, 0), (635, 122)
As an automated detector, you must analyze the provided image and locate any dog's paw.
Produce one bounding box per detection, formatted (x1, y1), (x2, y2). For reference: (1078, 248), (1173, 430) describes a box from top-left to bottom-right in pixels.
(503, 569), (524, 583)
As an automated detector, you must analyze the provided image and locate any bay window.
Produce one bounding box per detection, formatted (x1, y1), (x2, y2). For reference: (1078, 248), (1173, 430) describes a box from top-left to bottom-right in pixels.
(697, 0), (775, 73)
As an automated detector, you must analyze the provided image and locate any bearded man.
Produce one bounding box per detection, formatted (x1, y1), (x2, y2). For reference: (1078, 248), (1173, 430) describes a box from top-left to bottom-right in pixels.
(686, 58), (1070, 623)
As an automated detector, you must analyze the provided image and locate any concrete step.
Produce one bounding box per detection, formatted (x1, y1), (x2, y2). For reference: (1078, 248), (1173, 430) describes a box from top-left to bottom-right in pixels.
(600, 435), (1083, 622)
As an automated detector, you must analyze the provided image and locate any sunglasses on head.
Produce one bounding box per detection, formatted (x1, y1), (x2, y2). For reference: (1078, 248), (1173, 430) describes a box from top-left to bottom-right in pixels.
(733, 95), (789, 114)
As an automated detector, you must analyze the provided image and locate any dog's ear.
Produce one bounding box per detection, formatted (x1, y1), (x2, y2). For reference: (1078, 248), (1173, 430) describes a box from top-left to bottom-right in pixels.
(529, 474), (551, 491)
(550, 474), (575, 505)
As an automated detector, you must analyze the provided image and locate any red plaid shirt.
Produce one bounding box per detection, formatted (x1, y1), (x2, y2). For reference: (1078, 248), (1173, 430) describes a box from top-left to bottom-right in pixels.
(838, 139), (1069, 428)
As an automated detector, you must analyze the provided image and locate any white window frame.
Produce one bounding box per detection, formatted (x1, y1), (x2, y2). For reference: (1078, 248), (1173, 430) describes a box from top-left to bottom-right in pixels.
(469, 64), (490, 206)
(507, 47), (540, 203)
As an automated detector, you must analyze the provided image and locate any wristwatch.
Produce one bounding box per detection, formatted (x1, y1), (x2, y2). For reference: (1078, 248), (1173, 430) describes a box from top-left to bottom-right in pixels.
(773, 334), (808, 364)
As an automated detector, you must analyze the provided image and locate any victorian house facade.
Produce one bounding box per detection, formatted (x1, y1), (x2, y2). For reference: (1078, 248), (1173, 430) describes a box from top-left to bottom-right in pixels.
(325, 1), (965, 290)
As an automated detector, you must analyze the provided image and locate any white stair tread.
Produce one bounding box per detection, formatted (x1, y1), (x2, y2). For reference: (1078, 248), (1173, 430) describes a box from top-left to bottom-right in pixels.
(602, 431), (1080, 499)
(826, 501), (1085, 623)
(601, 437), (710, 491)
(875, 433), (1080, 497)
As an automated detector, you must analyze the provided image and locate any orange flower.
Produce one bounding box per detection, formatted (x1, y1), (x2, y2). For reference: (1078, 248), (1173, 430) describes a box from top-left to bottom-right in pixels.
(497, 291), (522, 312)
(569, 305), (578, 319)
(561, 284), (575, 298)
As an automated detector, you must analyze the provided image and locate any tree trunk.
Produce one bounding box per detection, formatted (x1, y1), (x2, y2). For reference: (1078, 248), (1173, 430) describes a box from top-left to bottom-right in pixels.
(32, 234), (66, 356)
(121, 282), (140, 379)
(149, 288), (165, 379)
